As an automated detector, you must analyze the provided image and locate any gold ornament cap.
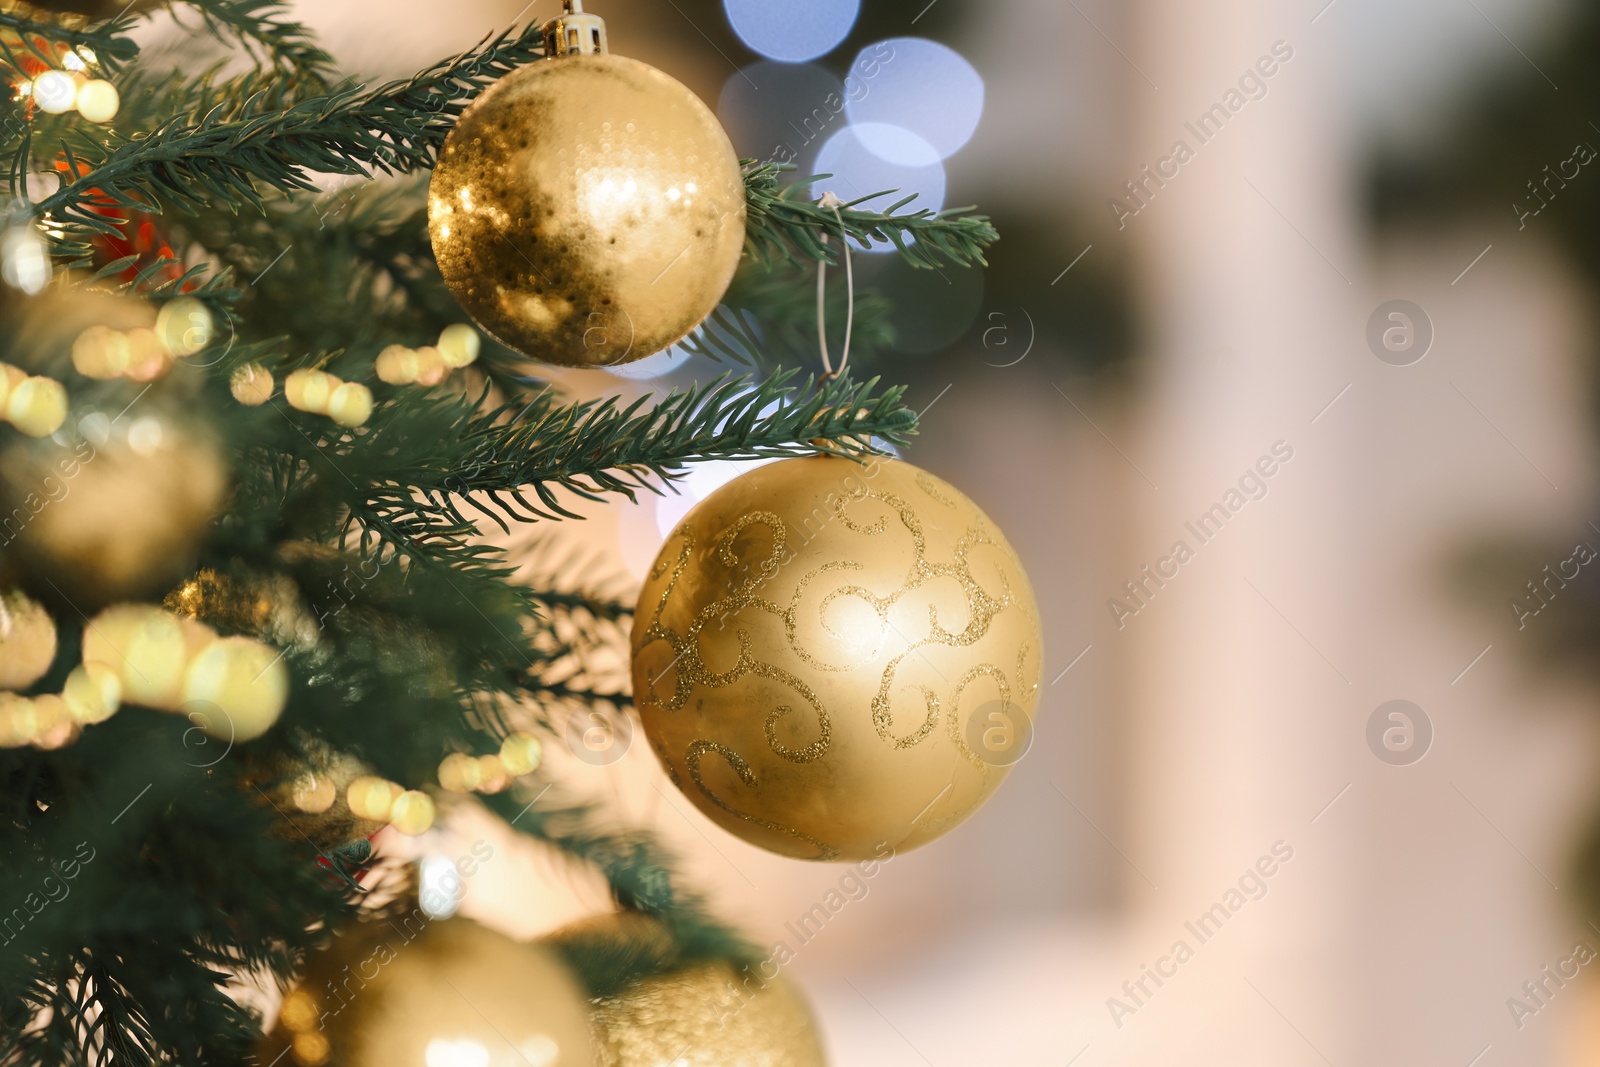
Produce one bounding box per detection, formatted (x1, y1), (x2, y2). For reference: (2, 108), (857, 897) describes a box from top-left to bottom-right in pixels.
(543, 0), (608, 56)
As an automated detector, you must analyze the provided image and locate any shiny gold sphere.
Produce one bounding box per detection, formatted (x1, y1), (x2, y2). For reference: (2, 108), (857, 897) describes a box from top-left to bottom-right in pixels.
(262, 916), (594, 1067)
(550, 913), (826, 1067)
(429, 54), (746, 368)
(0, 415), (227, 609)
(632, 457), (1044, 861)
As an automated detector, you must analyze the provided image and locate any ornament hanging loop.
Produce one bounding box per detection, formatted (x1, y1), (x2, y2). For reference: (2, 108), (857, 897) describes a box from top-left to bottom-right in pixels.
(815, 192), (855, 384)
(544, 0), (608, 56)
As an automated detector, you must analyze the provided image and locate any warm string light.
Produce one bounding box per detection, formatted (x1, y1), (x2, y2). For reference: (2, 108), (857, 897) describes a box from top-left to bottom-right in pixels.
(375, 324), (480, 386)
(60, 603), (292, 743)
(70, 297), (216, 384)
(231, 363), (275, 406)
(22, 67), (118, 122)
(437, 733), (544, 795)
(281, 325), (480, 428)
(1, 593), (124, 750)
(0, 661), (123, 750)
(327, 732), (542, 839)
(285, 369), (372, 427)
(0, 224), (49, 294)
(0, 361), (67, 437)
(11, 34), (120, 124)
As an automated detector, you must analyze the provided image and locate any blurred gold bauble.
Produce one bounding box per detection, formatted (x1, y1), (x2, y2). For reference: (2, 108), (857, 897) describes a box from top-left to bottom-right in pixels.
(0, 588), (57, 690)
(550, 913), (826, 1067)
(165, 567), (321, 653)
(262, 916), (594, 1067)
(428, 53), (746, 367)
(631, 457), (1043, 861)
(0, 413), (227, 608)
(240, 734), (384, 852)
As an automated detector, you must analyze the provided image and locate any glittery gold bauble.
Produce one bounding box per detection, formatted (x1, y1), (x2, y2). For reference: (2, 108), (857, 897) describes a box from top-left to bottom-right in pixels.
(428, 53), (746, 367)
(0, 412), (227, 608)
(549, 913), (826, 1067)
(261, 916), (594, 1067)
(0, 588), (57, 690)
(631, 456), (1043, 861)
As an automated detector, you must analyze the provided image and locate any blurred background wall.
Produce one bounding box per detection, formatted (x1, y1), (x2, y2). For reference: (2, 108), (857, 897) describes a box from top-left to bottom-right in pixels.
(278, 0), (1600, 1062)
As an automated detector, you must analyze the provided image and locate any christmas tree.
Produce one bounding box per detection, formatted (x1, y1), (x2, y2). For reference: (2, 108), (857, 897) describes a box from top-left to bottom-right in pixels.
(0, 2), (1013, 1064)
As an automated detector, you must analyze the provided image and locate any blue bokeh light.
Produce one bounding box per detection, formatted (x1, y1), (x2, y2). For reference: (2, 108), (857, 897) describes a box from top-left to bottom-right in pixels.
(718, 61), (844, 168)
(846, 37), (985, 160)
(813, 123), (946, 253)
(723, 0), (860, 63)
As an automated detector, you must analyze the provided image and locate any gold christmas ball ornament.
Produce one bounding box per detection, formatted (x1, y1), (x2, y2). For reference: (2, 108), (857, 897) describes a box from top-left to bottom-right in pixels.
(0, 409), (228, 607)
(261, 916), (595, 1067)
(429, 4), (746, 368)
(0, 589), (58, 691)
(549, 913), (827, 1067)
(165, 567), (322, 653)
(631, 456), (1044, 862)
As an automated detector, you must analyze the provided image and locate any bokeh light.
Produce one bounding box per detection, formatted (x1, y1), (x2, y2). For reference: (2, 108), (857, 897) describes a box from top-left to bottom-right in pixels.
(813, 124), (946, 251)
(723, 0), (859, 63)
(719, 61), (844, 170)
(605, 345), (690, 380)
(845, 122), (943, 169)
(655, 458), (783, 539)
(419, 853), (463, 919)
(615, 495), (663, 583)
(30, 71), (77, 115)
(846, 37), (985, 161)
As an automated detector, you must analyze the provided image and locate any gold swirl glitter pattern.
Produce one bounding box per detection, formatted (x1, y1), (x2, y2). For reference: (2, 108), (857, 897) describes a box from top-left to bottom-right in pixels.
(631, 457), (1043, 861)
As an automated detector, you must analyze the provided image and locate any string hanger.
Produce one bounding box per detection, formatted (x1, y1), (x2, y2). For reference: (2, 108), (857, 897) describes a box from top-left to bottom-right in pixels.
(815, 192), (854, 383)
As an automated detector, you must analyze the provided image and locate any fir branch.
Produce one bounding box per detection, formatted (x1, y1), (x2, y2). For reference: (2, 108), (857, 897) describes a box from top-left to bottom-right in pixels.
(336, 371), (916, 552)
(30, 22), (548, 233)
(477, 789), (760, 982)
(165, 0), (337, 84)
(743, 160), (999, 270)
(0, 8), (139, 76)
(678, 259), (895, 367)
